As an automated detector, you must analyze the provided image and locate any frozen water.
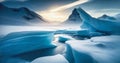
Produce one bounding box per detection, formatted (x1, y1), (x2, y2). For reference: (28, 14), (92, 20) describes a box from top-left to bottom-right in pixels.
(0, 31), (56, 56)
(0, 57), (30, 63)
(31, 54), (69, 63)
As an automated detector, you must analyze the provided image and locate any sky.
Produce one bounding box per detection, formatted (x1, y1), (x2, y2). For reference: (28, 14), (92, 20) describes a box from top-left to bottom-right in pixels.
(1, 0), (120, 22)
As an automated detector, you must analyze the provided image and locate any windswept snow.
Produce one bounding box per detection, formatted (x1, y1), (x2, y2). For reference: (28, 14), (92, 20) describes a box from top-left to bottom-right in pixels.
(66, 35), (120, 63)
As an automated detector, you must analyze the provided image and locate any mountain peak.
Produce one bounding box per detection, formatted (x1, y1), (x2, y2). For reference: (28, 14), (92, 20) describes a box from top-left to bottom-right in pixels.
(98, 14), (116, 20)
(64, 8), (82, 24)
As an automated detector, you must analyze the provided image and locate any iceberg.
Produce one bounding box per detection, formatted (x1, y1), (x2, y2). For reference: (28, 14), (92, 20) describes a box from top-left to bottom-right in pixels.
(77, 8), (120, 35)
(66, 35), (120, 63)
(31, 54), (69, 63)
(0, 31), (56, 56)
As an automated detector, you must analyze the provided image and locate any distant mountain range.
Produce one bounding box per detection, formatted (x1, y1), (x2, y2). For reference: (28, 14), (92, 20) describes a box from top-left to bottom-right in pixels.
(0, 3), (46, 25)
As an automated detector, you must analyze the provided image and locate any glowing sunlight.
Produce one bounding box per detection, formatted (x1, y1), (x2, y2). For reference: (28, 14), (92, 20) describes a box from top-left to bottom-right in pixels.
(39, 0), (89, 22)
(40, 11), (68, 22)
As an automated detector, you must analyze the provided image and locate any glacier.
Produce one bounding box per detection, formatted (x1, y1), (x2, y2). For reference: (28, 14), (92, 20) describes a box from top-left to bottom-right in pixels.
(0, 31), (56, 56)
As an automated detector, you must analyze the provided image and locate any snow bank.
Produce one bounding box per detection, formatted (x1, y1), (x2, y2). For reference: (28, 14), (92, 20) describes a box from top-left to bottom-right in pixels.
(66, 35), (120, 63)
(0, 31), (56, 56)
(31, 54), (69, 63)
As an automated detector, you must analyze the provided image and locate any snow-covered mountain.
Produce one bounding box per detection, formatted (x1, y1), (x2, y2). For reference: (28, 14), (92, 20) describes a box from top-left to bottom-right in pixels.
(63, 8), (82, 24)
(0, 3), (45, 25)
(98, 14), (116, 20)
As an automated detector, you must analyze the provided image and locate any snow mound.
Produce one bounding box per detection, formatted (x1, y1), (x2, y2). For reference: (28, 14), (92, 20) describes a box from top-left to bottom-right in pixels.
(0, 31), (56, 56)
(66, 35), (120, 63)
(31, 54), (69, 63)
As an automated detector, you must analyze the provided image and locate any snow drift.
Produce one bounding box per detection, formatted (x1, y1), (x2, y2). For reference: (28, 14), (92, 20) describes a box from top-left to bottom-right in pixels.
(31, 54), (69, 63)
(66, 35), (120, 63)
(0, 31), (56, 56)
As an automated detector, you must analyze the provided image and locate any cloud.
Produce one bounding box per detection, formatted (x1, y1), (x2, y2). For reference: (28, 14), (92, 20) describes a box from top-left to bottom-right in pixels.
(0, 0), (4, 2)
(0, 0), (27, 2)
(50, 0), (89, 12)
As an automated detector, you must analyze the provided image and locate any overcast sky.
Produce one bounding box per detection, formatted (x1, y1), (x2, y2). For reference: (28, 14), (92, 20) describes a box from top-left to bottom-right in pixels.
(1, 0), (120, 17)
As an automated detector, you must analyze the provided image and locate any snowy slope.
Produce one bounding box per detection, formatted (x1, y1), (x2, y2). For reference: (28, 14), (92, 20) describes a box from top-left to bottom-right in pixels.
(63, 8), (82, 24)
(66, 35), (120, 63)
(0, 3), (45, 25)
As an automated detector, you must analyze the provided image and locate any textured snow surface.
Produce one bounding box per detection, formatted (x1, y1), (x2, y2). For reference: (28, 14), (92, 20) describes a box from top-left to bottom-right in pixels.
(0, 31), (56, 56)
(66, 35), (120, 63)
(31, 54), (69, 63)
